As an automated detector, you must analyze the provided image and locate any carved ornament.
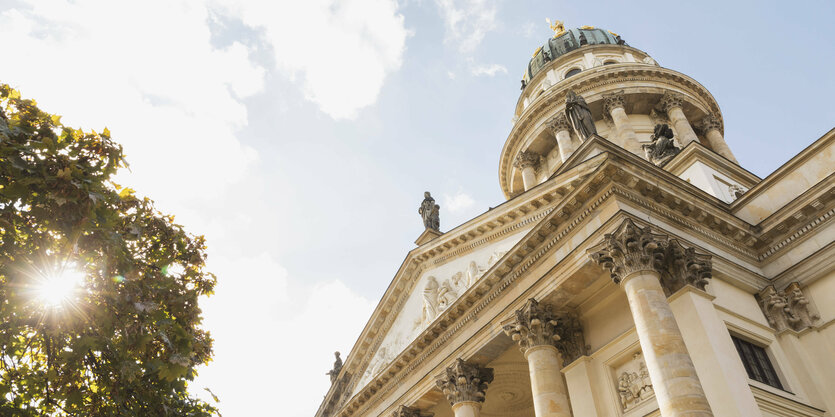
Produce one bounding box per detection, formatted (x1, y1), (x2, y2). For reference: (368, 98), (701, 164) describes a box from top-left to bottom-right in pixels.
(657, 92), (684, 113)
(698, 113), (723, 134)
(616, 352), (654, 410)
(435, 359), (494, 405)
(588, 219), (667, 284)
(392, 405), (433, 417)
(502, 298), (560, 353)
(603, 91), (626, 114)
(513, 150), (540, 170)
(758, 283), (819, 332)
(546, 113), (572, 134)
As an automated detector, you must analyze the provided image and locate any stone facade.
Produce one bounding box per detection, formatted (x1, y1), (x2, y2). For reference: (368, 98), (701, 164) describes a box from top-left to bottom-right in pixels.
(315, 25), (835, 417)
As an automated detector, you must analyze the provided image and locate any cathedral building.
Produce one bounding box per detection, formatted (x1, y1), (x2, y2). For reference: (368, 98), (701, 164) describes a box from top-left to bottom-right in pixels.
(315, 24), (835, 417)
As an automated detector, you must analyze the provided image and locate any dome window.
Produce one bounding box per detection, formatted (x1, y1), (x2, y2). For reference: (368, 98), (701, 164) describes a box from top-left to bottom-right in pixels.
(603, 60), (618, 65)
(564, 68), (582, 78)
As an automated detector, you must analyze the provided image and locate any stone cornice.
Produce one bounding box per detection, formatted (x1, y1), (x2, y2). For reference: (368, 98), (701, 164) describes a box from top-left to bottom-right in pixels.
(663, 142), (761, 188)
(501, 66), (724, 198)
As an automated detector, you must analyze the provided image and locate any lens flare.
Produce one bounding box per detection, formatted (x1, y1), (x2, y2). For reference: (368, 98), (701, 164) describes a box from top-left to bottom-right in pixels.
(35, 265), (84, 308)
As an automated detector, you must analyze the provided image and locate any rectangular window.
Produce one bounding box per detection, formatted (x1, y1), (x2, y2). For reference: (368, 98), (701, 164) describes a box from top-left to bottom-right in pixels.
(731, 335), (783, 390)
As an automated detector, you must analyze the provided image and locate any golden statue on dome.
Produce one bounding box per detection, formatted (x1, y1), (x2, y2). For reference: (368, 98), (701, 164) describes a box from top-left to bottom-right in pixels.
(546, 18), (566, 37)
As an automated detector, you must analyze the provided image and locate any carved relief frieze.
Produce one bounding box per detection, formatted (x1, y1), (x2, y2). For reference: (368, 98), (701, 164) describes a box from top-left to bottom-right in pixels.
(614, 352), (654, 411)
(758, 283), (819, 332)
(391, 405), (433, 417)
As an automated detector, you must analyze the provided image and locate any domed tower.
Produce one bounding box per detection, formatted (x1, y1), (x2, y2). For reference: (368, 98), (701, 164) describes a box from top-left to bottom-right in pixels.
(499, 24), (737, 198)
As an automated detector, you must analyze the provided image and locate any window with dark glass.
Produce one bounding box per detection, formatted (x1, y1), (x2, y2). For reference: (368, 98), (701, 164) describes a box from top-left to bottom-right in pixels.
(604, 60), (618, 65)
(565, 68), (581, 78)
(731, 335), (783, 389)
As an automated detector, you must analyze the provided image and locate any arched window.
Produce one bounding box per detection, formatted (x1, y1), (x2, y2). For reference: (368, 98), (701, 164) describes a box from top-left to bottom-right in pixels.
(564, 68), (582, 78)
(603, 60), (618, 65)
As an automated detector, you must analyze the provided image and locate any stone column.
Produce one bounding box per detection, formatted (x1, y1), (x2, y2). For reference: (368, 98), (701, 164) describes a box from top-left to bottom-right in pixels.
(436, 359), (494, 417)
(503, 299), (584, 417)
(589, 219), (713, 417)
(659, 93), (699, 146)
(547, 114), (576, 163)
(697, 114), (738, 163)
(603, 91), (641, 155)
(514, 151), (540, 191)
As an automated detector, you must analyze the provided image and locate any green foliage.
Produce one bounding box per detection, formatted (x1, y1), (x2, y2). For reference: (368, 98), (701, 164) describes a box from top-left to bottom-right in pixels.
(0, 84), (218, 416)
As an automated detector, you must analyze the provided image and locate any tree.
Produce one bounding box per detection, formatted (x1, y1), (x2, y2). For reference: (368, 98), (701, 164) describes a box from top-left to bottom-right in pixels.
(0, 84), (218, 416)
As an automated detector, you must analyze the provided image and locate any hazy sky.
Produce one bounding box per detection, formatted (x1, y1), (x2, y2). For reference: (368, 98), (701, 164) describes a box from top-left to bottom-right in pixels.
(1, 0), (833, 415)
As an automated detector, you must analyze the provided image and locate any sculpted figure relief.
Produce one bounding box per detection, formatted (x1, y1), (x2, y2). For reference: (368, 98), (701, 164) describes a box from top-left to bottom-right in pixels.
(565, 90), (597, 141)
(326, 351), (343, 384)
(418, 192), (440, 231)
(616, 352), (654, 410)
(643, 123), (680, 166)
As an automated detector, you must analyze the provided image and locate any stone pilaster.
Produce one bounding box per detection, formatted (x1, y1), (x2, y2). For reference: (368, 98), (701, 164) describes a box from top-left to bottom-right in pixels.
(503, 298), (577, 417)
(602, 91), (641, 155)
(697, 114), (738, 162)
(514, 151), (540, 191)
(436, 359), (494, 417)
(547, 114), (576, 163)
(658, 93), (699, 146)
(590, 219), (713, 417)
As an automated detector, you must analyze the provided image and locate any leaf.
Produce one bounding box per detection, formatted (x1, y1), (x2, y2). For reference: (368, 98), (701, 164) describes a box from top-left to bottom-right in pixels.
(50, 114), (62, 125)
(119, 187), (135, 198)
(102, 127), (111, 137)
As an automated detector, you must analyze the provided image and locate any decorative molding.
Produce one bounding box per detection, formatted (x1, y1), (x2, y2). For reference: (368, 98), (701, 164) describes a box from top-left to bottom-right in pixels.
(657, 92), (685, 113)
(697, 113), (723, 134)
(391, 405), (433, 417)
(503, 298), (560, 353)
(435, 359), (494, 405)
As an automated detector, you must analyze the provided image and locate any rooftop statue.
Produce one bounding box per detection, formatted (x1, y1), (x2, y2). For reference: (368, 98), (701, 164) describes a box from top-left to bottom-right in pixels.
(546, 18), (566, 37)
(418, 191), (440, 231)
(326, 351), (343, 384)
(643, 124), (680, 166)
(565, 90), (597, 141)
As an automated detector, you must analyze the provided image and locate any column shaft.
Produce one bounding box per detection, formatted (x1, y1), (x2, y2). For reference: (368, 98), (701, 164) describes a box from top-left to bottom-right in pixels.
(704, 129), (738, 162)
(451, 401), (481, 417)
(609, 107), (642, 155)
(525, 346), (572, 417)
(555, 130), (576, 162)
(622, 271), (712, 417)
(521, 166), (537, 191)
(666, 106), (699, 146)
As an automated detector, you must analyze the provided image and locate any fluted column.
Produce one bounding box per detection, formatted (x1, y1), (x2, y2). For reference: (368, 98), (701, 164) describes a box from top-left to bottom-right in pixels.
(547, 114), (576, 162)
(514, 151), (540, 191)
(697, 114), (738, 163)
(659, 93), (699, 146)
(603, 92), (642, 154)
(436, 359), (494, 417)
(504, 299), (583, 417)
(589, 220), (713, 417)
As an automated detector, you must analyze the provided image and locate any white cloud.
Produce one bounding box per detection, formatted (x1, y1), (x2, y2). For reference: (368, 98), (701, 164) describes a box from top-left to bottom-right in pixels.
(470, 63), (507, 77)
(434, 0), (498, 53)
(443, 190), (476, 213)
(217, 0), (408, 119)
(0, 0), (264, 207)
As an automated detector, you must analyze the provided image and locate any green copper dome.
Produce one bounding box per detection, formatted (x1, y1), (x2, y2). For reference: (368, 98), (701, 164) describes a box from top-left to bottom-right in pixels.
(522, 28), (625, 88)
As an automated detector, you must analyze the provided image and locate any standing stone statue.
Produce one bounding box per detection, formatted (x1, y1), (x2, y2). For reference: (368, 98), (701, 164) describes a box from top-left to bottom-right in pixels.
(326, 351), (343, 384)
(642, 123), (680, 166)
(565, 90), (597, 141)
(418, 192), (440, 231)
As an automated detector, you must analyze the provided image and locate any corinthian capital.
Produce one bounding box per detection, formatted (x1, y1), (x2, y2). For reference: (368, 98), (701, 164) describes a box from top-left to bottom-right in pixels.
(588, 219), (667, 284)
(658, 92), (684, 113)
(513, 150), (540, 169)
(503, 298), (559, 352)
(392, 405), (434, 417)
(697, 113), (723, 134)
(546, 113), (572, 134)
(603, 91), (626, 114)
(435, 359), (494, 405)
(662, 239), (712, 294)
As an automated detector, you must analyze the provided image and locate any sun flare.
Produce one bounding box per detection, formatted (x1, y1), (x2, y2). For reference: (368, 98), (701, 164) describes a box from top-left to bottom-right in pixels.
(35, 266), (84, 308)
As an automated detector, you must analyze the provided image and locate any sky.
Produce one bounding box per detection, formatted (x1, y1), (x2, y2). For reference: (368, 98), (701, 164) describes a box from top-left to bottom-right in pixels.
(1, 0), (834, 415)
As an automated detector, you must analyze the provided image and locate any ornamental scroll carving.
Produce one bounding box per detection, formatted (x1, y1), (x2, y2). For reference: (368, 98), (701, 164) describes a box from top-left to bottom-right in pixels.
(758, 283), (819, 332)
(589, 219), (713, 295)
(435, 359), (494, 405)
(513, 150), (540, 170)
(546, 113), (572, 134)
